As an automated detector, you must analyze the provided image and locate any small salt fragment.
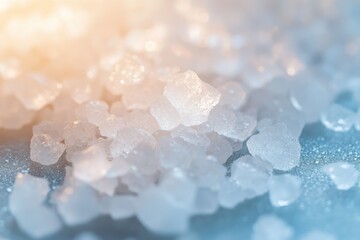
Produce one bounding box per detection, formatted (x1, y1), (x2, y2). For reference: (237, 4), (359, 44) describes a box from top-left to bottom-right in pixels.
(137, 187), (190, 234)
(247, 123), (300, 171)
(30, 134), (65, 165)
(300, 230), (337, 240)
(71, 144), (111, 183)
(164, 70), (221, 126)
(321, 104), (355, 132)
(171, 126), (210, 148)
(269, 174), (301, 207)
(231, 155), (273, 195)
(323, 162), (359, 190)
(55, 184), (102, 226)
(252, 215), (293, 240)
(122, 170), (156, 193)
(103, 195), (136, 220)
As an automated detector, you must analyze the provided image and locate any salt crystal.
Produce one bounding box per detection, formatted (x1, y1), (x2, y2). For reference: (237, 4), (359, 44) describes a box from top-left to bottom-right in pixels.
(33, 121), (64, 142)
(247, 123), (301, 171)
(269, 174), (301, 207)
(12, 73), (61, 110)
(55, 184), (102, 226)
(231, 155), (273, 195)
(321, 104), (355, 132)
(206, 133), (233, 164)
(9, 174), (62, 238)
(136, 187), (190, 234)
(164, 70), (221, 126)
(218, 179), (255, 209)
(71, 144), (111, 183)
(323, 162), (359, 190)
(14, 205), (62, 239)
(110, 127), (155, 158)
(290, 80), (331, 122)
(98, 114), (125, 138)
(218, 81), (247, 109)
(252, 215), (293, 240)
(150, 97), (181, 130)
(30, 134), (65, 165)
(160, 170), (197, 210)
(9, 174), (49, 214)
(63, 121), (98, 150)
(128, 143), (159, 175)
(192, 188), (219, 215)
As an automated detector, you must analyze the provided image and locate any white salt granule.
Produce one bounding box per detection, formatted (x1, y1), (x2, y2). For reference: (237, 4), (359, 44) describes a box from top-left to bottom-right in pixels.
(269, 174), (301, 207)
(323, 162), (359, 190)
(9, 174), (62, 238)
(231, 155), (272, 195)
(164, 70), (221, 126)
(30, 134), (66, 165)
(247, 123), (301, 171)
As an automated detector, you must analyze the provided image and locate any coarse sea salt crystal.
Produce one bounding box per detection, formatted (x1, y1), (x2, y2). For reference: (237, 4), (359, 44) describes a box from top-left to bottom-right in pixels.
(323, 162), (359, 190)
(30, 134), (66, 165)
(269, 174), (301, 207)
(164, 70), (221, 126)
(231, 155), (272, 195)
(247, 123), (300, 171)
(9, 174), (62, 238)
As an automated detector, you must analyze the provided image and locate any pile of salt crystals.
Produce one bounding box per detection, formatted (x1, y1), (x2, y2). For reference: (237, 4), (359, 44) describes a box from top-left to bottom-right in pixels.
(1, 0), (359, 238)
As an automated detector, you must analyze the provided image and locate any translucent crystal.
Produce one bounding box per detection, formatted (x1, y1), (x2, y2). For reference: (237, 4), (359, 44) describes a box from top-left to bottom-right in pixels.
(33, 121), (64, 142)
(30, 134), (66, 165)
(206, 133), (233, 164)
(231, 155), (273, 195)
(150, 97), (182, 130)
(323, 162), (359, 190)
(137, 187), (190, 234)
(269, 174), (301, 207)
(247, 123), (300, 171)
(218, 81), (246, 109)
(71, 144), (111, 183)
(164, 70), (221, 126)
(321, 104), (355, 132)
(103, 195), (137, 220)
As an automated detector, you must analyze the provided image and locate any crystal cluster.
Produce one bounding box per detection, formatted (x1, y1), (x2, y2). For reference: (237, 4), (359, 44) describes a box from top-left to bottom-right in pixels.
(0, 0), (358, 238)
